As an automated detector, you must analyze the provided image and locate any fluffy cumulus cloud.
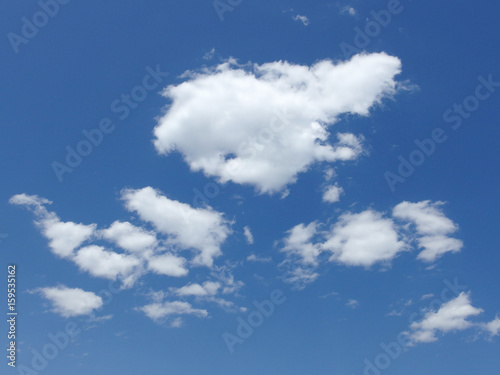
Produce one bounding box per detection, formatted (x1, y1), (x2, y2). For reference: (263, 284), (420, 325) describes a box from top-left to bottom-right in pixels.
(35, 286), (103, 318)
(101, 221), (157, 254)
(122, 187), (231, 267)
(324, 210), (406, 267)
(147, 253), (189, 277)
(393, 200), (463, 262)
(74, 245), (142, 288)
(9, 194), (96, 258)
(282, 222), (322, 266)
(153, 53), (402, 194)
(482, 316), (500, 338)
(280, 200), (463, 287)
(408, 292), (483, 343)
(322, 184), (343, 203)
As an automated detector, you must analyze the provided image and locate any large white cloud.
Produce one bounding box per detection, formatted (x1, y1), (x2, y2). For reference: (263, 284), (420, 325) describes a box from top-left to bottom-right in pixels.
(121, 187), (231, 267)
(393, 201), (463, 262)
(408, 292), (483, 343)
(36, 286), (103, 318)
(153, 53), (402, 194)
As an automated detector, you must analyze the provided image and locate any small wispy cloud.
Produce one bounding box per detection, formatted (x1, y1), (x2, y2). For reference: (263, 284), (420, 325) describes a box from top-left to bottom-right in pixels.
(293, 14), (310, 26)
(247, 254), (272, 263)
(203, 48), (216, 61)
(340, 6), (356, 16)
(243, 226), (254, 244)
(346, 299), (360, 309)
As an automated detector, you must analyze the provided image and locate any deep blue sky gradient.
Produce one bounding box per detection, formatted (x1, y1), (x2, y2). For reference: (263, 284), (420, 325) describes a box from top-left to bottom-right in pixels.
(1, 1), (499, 374)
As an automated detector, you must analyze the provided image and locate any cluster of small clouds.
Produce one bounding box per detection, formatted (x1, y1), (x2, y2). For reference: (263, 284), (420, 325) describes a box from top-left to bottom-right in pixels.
(407, 292), (500, 344)
(280, 200), (463, 288)
(137, 264), (245, 327)
(11, 49), (499, 347)
(10, 189), (242, 324)
(153, 53), (402, 195)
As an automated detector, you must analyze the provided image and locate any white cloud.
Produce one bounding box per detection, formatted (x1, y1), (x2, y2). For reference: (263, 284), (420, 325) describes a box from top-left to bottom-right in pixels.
(393, 201), (463, 262)
(243, 226), (254, 244)
(341, 6), (356, 16)
(246, 254), (272, 262)
(280, 210), (406, 287)
(421, 293), (435, 300)
(74, 246), (142, 288)
(147, 253), (189, 277)
(210, 265), (244, 295)
(12, 190), (244, 323)
(409, 292), (483, 343)
(282, 222), (321, 265)
(101, 221), (157, 254)
(282, 266), (319, 290)
(292, 14), (310, 26)
(323, 210), (407, 267)
(11, 189), (236, 289)
(280, 200), (463, 287)
(9, 194), (96, 258)
(153, 53), (402, 194)
(482, 316), (500, 338)
(322, 184), (343, 203)
(121, 187), (231, 267)
(172, 281), (221, 297)
(346, 299), (360, 309)
(139, 301), (208, 322)
(170, 317), (184, 328)
(36, 286), (103, 318)
(203, 47), (216, 60)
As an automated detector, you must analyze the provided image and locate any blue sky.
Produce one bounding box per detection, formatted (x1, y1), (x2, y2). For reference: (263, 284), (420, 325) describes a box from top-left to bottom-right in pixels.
(1, 1), (500, 374)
